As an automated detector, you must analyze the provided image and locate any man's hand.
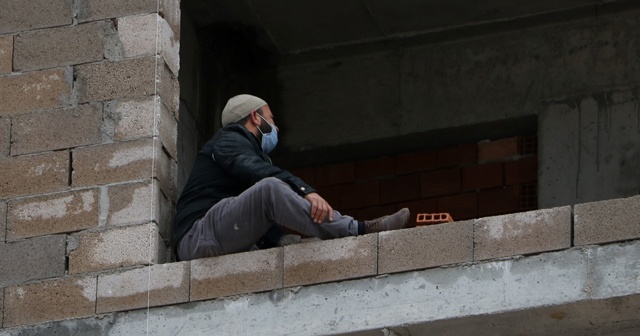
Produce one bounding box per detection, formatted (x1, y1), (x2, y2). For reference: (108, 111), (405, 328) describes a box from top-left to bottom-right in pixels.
(304, 192), (334, 224)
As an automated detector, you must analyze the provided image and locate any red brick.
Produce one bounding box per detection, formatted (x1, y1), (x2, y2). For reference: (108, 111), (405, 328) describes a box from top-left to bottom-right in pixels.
(348, 205), (396, 221)
(505, 155), (537, 185)
(437, 193), (478, 221)
(437, 143), (477, 167)
(315, 185), (342, 209)
(340, 181), (379, 209)
(380, 174), (421, 204)
(421, 168), (461, 197)
(478, 186), (521, 217)
(396, 198), (438, 227)
(289, 166), (316, 186)
(315, 162), (354, 186)
(478, 137), (518, 162)
(355, 157), (395, 181)
(395, 150), (436, 174)
(462, 162), (504, 191)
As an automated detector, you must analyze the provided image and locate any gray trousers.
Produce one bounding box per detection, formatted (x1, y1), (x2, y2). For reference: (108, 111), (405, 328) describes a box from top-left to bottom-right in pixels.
(177, 177), (359, 261)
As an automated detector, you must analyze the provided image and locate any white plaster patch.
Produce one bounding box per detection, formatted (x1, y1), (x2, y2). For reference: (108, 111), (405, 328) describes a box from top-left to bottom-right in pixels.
(107, 143), (153, 168)
(78, 277), (96, 301)
(15, 287), (26, 300)
(482, 209), (553, 240)
(118, 14), (157, 57)
(109, 184), (152, 224)
(87, 224), (158, 266)
(13, 191), (95, 221)
(28, 163), (49, 176)
(99, 265), (185, 298)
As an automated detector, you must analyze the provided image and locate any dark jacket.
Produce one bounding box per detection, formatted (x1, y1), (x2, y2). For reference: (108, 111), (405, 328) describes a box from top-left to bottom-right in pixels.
(173, 123), (316, 247)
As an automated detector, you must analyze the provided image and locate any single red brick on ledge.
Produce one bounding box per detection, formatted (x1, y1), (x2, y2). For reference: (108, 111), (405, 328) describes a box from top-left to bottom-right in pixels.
(421, 168), (461, 197)
(315, 162), (354, 186)
(478, 137), (518, 162)
(462, 162), (504, 191)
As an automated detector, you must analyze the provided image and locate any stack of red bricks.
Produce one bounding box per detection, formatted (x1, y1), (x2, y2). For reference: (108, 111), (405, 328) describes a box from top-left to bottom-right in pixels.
(291, 136), (538, 227)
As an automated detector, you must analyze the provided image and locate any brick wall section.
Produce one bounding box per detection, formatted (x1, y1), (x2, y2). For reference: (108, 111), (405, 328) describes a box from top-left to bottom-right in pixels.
(0, 34), (12, 74)
(0, 201), (6, 243)
(0, 0), (72, 34)
(3, 275), (97, 327)
(77, 0), (157, 22)
(0, 68), (72, 117)
(0, 235), (66, 287)
(6, 189), (99, 240)
(0, 151), (69, 199)
(292, 136), (538, 224)
(11, 104), (103, 155)
(0, 117), (8, 157)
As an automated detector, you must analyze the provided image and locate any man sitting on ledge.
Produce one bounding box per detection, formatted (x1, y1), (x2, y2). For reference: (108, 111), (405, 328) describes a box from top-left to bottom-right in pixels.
(173, 94), (410, 261)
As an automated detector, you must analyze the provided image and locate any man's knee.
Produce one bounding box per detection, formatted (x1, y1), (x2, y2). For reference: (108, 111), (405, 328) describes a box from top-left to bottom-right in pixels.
(256, 177), (288, 191)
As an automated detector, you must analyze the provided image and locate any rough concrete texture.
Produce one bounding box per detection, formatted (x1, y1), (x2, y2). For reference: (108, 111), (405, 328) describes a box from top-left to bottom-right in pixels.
(1, 201), (6, 243)
(13, 21), (110, 71)
(97, 262), (189, 314)
(590, 240), (640, 300)
(10, 103), (103, 155)
(276, 10), (640, 152)
(154, 142), (177, 201)
(77, 0), (156, 23)
(160, 0), (181, 36)
(190, 248), (283, 302)
(0, 68), (72, 117)
(474, 206), (571, 261)
(378, 221), (473, 274)
(106, 96), (155, 141)
(72, 138), (155, 187)
(0, 116), (9, 157)
(574, 195), (640, 246)
(3, 275), (96, 328)
(6, 189), (98, 240)
(158, 62), (179, 118)
(0, 34), (12, 74)
(108, 14), (157, 59)
(106, 180), (172, 239)
(0, 235), (66, 287)
(159, 102), (178, 160)
(0, 150), (69, 199)
(284, 234), (377, 287)
(540, 95), (640, 208)
(68, 222), (163, 274)
(75, 57), (155, 103)
(0, 0), (71, 35)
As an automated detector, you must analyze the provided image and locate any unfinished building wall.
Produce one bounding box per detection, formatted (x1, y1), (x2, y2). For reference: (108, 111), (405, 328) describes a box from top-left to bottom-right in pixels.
(0, 0), (181, 328)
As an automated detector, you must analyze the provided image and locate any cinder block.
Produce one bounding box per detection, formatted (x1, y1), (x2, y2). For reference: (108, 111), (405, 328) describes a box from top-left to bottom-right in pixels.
(0, 286), (3, 326)
(284, 235), (377, 287)
(159, 64), (179, 118)
(109, 14), (156, 59)
(0, 116), (9, 156)
(3, 275), (96, 328)
(378, 221), (473, 274)
(72, 138), (156, 187)
(462, 162), (504, 191)
(380, 173), (420, 204)
(106, 96), (155, 141)
(574, 195), (640, 246)
(107, 180), (172, 238)
(11, 103), (103, 155)
(0, 34), (12, 74)
(158, 99), (178, 160)
(0, 235), (66, 287)
(474, 206), (571, 261)
(154, 144), (177, 201)
(97, 262), (189, 313)
(77, 0), (157, 23)
(75, 57), (155, 103)
(0, 68), (72, 117)
(0, 151), (69, 199)
(355, 157), (394, 181)
(190, 248), (283, 301)
(478, 137), (519, 162)
(7, 189), (98, 241)
(1, 201), (6, 243)
(160, 0), (181, 36)
(0, 0), (71, 35)
(68, 222), (163, 274)
(421, 168), (461, 198)
(14, 21), (110, 71)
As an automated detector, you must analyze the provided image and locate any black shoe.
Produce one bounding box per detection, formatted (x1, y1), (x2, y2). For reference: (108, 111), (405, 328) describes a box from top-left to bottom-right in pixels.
(364, 208), (410, 233)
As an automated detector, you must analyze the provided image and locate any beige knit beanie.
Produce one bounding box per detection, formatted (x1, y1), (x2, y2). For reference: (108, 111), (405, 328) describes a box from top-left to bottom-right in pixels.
(221, 94), (267, 126)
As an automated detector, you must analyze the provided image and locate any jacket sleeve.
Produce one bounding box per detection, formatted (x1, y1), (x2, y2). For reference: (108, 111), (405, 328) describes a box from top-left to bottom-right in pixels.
(212, 130), (316, 197)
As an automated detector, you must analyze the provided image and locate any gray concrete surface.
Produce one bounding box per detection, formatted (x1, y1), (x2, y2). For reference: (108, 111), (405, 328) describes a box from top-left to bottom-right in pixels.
(2, 240), (638, 335)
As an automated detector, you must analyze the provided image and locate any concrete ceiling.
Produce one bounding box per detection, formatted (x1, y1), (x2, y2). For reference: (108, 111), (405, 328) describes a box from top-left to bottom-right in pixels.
(183, 0), (609, 56)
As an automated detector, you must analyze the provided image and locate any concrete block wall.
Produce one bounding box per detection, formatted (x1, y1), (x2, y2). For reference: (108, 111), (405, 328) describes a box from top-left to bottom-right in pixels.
(0, 0), (180, 329)
(2, 193), (638, 329)
(293, 135), (538, 227)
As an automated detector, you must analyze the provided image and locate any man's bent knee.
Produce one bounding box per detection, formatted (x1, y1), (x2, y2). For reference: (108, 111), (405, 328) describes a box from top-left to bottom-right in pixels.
(256, 177), (288, 191)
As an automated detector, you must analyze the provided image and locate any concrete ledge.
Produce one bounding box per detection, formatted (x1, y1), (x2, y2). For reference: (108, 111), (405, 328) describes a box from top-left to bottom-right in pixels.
(190, 248), (283, 302)
(474, 206), (571, 260)
(284, 234), (377, 287)
(574, 195), (640, 246)
(378, 221), (473, 274)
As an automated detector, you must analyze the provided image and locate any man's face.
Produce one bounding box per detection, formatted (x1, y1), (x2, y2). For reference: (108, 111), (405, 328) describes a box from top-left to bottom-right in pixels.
(258, 105), (278, 133)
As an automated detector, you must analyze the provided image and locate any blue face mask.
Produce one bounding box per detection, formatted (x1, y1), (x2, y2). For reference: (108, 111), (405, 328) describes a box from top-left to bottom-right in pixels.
(257, 114), (278, 153)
